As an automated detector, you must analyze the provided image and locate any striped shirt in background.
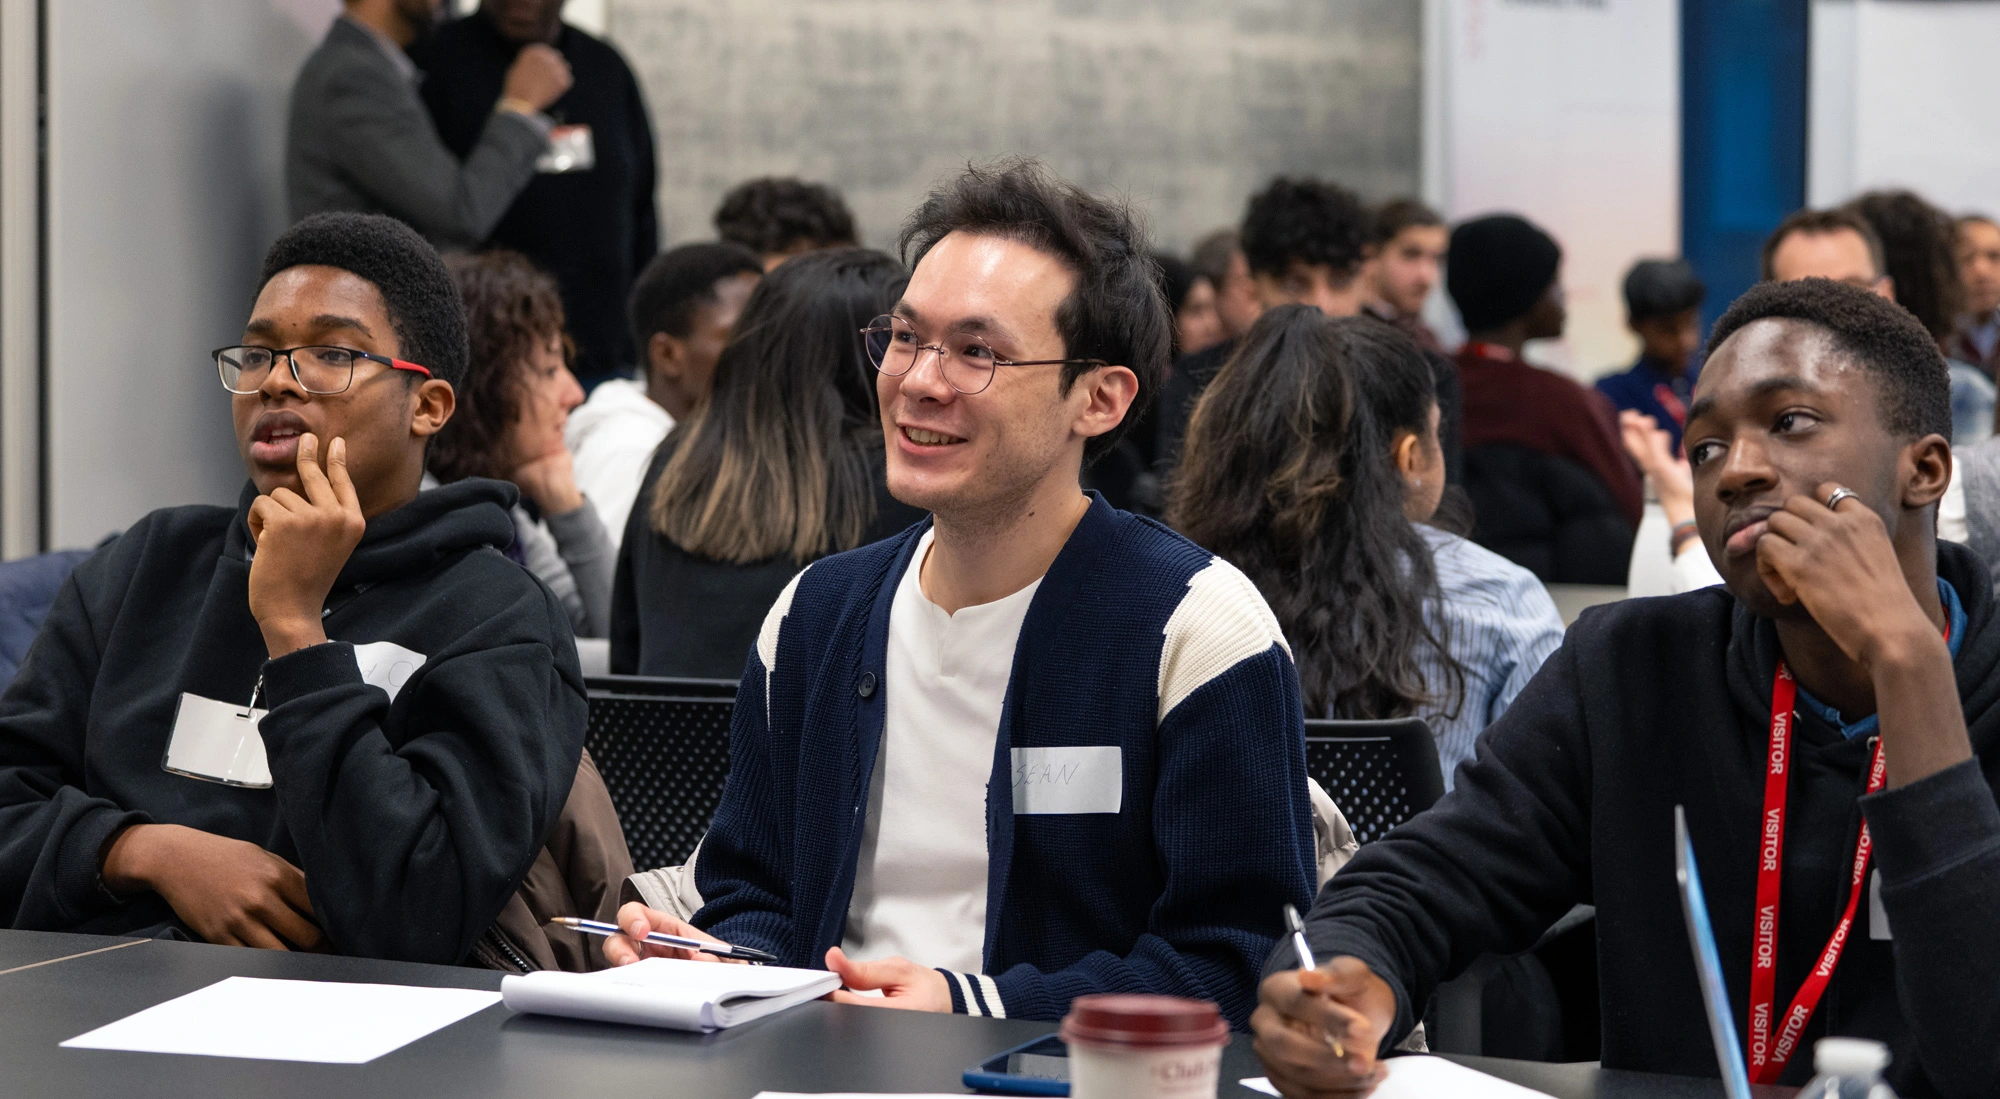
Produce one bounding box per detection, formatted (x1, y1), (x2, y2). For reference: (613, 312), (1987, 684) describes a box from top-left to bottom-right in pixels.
(1405, 524), (1565, 791)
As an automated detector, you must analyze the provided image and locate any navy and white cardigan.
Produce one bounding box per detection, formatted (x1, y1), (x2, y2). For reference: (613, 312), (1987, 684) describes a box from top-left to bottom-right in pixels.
(691, 494), (1318, 1028)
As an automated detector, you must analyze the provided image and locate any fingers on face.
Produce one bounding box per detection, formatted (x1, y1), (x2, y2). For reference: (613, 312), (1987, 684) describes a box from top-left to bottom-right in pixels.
(325, 437), (361, 513)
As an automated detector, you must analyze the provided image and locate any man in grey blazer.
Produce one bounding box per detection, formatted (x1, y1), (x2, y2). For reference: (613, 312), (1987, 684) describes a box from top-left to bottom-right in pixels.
(287, 0), (571, 250)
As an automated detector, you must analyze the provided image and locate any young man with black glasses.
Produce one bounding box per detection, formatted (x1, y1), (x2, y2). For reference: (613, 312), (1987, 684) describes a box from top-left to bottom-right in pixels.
(606, 160), (1318, 1028)
(0, 212), (586, 963)
(1255, 279), (2000, 1097)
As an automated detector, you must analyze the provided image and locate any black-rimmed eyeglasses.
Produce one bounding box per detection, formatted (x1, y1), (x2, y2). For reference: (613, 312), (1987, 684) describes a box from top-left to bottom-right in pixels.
(214, 345), (433, 395)
(860, 314), (1108, 395)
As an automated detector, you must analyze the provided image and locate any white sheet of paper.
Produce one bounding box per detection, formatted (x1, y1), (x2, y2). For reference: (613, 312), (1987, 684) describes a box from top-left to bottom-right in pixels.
(1241, 1056), (1557, 1097)
(61, 977), (501, 1064)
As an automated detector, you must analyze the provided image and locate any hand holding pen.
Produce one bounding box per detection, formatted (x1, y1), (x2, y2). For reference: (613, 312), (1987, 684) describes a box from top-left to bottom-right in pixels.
(582, 902), (780, 967)
(1249, 905), (1394, 1095)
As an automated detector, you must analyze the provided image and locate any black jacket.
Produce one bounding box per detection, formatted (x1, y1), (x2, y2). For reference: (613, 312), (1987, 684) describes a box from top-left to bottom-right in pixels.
(1293, 541), (2000, 1097)
(610, 437), (928, 680)
(0, 479), (587, 965)
(413, 15), (659, 383)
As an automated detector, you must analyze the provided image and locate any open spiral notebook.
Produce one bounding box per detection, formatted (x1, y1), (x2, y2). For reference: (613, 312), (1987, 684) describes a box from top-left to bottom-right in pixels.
(500, 957), (841, 1032)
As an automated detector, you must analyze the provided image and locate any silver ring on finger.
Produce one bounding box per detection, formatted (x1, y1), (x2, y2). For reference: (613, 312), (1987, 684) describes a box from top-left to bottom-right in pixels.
(1824, 487), (1858, 511)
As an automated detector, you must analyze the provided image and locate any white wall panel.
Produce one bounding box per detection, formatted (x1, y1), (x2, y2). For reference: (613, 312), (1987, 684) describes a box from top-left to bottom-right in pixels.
(1431, 0), (1680, 379)
(43, 1), (321, 546)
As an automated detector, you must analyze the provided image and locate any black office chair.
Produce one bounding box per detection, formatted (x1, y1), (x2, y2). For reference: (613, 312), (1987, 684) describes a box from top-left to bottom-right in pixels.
(1302, 716), (1446, 845)
(584, 675), (738, 873)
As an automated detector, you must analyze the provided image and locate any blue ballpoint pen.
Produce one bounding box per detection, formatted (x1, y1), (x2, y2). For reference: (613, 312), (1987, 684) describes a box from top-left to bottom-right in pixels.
(548, 916), (780, 964)
(1284, 903), (1346, 1059)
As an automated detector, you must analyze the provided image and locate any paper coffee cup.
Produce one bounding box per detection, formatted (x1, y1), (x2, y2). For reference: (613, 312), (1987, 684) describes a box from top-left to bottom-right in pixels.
(1061, 994), (1229, 1099)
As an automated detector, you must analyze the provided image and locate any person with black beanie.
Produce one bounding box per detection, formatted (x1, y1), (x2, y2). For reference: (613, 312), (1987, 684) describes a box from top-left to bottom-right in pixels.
(0, 213), (586, 964)
(1451, 214), (1641, 579)
(1257, 279), (2000, 1099)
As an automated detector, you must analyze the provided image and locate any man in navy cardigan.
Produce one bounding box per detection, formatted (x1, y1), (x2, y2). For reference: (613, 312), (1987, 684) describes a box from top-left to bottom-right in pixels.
(606, 159), (1318, 1028)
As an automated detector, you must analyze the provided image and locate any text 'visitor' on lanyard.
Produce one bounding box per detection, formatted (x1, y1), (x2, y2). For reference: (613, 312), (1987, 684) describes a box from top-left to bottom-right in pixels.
(1746, 620), (1945, 1084)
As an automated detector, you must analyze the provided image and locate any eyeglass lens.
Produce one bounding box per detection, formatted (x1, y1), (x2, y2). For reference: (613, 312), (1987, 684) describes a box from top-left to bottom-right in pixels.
(217, 346), (358, 395)
(862, 315), (1000, 394)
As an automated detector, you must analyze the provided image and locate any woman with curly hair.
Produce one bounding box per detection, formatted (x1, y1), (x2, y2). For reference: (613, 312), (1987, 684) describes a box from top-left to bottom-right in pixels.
(1169, 306), (1563, 788)
(429, 249), (615, 637)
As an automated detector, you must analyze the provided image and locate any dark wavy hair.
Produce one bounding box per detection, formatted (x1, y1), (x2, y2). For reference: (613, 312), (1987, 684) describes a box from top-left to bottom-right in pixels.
(1848, 189), (1966, 343)
(1169, 305), (1463, 720)
(649, 247), (905, 564)
(899, 157), (1171, 464)
(427, 250), (569, 483)
(713, 177), (858, 256)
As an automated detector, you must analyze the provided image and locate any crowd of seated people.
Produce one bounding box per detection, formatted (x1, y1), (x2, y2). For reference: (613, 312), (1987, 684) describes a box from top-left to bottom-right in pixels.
(9, 114), (2000, 1095)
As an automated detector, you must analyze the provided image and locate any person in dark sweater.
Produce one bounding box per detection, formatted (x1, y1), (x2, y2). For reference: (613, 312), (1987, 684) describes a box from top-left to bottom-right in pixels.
(1452, 213), (1642, 526)
(411, 0), (659, 387)
(609, 247), (926, 680)
(1255, 279), (2000, 1098)
(1597, 258), (1706, 455)
(1157, 179), (1462, 485)
(605, 160), (1317, 1029)
(0, 213), (586, 963)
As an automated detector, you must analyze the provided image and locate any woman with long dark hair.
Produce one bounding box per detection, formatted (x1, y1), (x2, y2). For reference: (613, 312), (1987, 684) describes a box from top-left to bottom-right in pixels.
(430, 250), (614, 638)
(1849, 189), (1996, 444)
(610, 247), (927, 678)
(1170, 306), (1562, 787)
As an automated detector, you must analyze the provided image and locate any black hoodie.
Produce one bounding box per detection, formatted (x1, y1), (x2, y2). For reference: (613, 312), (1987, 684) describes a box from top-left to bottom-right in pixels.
(0, 478), (586, 965)
(1291, 541), (2000, 1098)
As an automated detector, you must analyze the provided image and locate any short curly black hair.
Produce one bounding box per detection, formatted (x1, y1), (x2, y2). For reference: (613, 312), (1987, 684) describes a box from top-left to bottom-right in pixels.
(899, 157), (1171, 465)
(713, 177), (858, 257)
(258, 212), (467, 388)
(1706, 277), (1952, 441)
(1240, 177), (1369, 280)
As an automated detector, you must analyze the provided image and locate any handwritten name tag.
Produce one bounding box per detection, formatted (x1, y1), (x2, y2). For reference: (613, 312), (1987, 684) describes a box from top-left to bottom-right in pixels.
(1011, 746), (1122, 815)
(352, 640), (426, 703)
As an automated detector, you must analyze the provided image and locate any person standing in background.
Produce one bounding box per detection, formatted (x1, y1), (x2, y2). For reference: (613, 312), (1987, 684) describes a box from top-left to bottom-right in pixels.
(713, 178), (862, 271)
(1951, 214), (2000, 379)
(287, 0), (571, 248)
(1190, 229), (1264, 344)
(1596, 259), (1705, 455)
(1360, 198), (1448, 353)
(566, 242), (764, 548)
(413, 0), (660, 389)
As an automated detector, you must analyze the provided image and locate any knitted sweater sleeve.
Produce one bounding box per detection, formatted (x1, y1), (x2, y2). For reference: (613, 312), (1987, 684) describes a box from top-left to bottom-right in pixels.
(689, 570), (808, 956)
(941, 559), (1319, 1029)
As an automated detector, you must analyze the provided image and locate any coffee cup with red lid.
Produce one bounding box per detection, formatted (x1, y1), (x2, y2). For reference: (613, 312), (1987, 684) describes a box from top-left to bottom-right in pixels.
(1060, 994), (1230, 1099)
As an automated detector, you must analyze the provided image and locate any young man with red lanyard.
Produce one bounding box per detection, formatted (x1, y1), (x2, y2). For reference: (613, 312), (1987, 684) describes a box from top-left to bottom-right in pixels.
(1253, 278), (2000, 1098)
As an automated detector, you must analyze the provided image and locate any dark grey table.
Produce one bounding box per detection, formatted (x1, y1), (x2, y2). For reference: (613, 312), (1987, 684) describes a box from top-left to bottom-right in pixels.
(0, 930), (1764, 1098)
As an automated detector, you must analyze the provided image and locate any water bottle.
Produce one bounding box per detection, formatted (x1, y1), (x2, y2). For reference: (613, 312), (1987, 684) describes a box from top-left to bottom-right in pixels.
(1798, 1037), (1897, 1099)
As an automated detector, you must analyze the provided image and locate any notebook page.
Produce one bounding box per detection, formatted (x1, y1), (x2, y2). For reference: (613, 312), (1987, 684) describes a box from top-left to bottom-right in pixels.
(501, 958), (840, 1032)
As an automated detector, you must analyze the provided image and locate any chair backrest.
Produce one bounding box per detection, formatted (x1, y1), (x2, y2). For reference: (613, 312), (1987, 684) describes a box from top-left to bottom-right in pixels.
(1303, 716), (1445, 845)
(584, 675), (738, 873)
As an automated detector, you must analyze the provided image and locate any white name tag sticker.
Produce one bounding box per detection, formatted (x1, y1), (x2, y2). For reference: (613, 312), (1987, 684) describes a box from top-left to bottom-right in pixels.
(1869, 868), (1892, 941)
(164, 693), (272, 788)
(536, 124), (595, 173)
(1011, 746), (1122, 814)
(352, 640), (426, 702)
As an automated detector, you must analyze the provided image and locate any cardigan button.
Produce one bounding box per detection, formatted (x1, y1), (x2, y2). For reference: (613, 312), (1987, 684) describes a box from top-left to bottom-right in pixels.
(857, 672), (877, 698)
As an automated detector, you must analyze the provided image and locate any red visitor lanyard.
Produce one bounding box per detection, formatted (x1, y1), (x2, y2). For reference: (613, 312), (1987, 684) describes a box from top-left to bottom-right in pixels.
(1464, 341), (1517, 362)
(1744, 617), (1945, 1084)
